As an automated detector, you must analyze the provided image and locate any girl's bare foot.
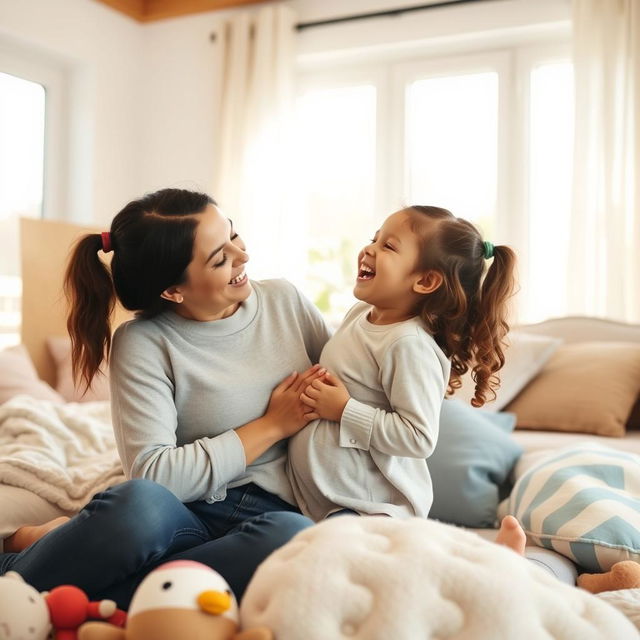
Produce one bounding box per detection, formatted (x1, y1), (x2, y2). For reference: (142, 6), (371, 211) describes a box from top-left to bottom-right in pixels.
(495, 515), (526, 555)
(4, 516), (70, 553)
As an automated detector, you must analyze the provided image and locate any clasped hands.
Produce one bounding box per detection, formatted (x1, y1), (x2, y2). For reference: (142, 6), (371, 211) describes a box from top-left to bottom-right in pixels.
(299, 368), (350, 423)
(266, 364), (350, 438)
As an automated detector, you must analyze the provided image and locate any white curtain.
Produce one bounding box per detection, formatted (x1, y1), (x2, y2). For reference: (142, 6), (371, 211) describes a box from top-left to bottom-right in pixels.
(568, 0), (640, 322)
(213, 4), (303, 280)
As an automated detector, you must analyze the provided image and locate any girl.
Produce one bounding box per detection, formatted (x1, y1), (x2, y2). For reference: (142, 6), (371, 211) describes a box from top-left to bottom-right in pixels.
(288, 205), (517, 522)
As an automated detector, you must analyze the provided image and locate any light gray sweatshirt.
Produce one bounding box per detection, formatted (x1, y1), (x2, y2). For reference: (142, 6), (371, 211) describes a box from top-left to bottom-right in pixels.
(287, 302), (451, 520)
(109, 279), (330, 505)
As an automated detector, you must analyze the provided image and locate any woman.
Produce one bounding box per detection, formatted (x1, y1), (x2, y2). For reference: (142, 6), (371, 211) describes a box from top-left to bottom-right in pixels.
(0, 188), (330, 608)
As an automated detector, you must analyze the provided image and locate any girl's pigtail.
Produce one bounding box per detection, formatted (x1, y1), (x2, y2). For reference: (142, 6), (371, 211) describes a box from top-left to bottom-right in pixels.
(468, 244), (517, 407)
(63, 234), (116, 395)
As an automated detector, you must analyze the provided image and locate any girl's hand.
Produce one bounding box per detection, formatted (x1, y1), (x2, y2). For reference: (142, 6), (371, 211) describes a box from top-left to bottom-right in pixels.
(300, 371), (350, 422)
(265, 365), (326, 438)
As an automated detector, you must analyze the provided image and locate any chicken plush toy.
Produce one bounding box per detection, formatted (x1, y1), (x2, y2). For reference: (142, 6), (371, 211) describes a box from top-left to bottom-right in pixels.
(0, 571), (51, 640)
(78, 561), (272, 640)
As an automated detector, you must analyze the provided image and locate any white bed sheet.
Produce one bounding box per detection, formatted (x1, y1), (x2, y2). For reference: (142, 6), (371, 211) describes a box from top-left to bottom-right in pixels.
(511, 428), (640, 455)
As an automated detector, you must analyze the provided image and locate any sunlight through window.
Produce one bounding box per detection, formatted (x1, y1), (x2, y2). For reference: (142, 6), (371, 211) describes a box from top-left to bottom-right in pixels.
(526, 62), (574, 322)
(0, 71), (45, 348)
(405, 72), (498, 236)
(294, 84), (377, 323)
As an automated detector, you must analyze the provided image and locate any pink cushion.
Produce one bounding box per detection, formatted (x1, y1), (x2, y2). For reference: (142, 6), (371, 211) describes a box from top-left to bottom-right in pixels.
(0, 344), (64, 405)
(46, 336), (110, 403)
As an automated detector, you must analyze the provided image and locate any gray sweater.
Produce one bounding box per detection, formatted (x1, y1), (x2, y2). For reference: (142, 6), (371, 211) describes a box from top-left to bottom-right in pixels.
(287, 302), (451, 520)
(110, 279), (330, 505)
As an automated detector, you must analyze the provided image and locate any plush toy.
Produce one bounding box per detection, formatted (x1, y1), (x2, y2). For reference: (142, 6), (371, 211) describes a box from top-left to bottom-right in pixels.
(0, 571), (51, 640)
(78, 560), (272, 640)
(45, 585), (127, 640)
(578, 560), (640, 593)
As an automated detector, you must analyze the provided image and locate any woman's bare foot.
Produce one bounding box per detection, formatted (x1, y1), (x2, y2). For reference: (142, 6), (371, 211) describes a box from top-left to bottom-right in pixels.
(495, 515), (526, 555)
(4, 516), (70, 553)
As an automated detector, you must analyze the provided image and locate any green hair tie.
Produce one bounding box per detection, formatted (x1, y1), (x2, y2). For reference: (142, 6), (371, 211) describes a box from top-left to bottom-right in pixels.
(482, 241), (495, 259)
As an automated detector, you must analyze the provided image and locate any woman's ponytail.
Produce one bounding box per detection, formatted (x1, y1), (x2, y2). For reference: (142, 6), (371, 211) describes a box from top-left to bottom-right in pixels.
(467, 244), (517, 407)
(63, 234), (116, 394)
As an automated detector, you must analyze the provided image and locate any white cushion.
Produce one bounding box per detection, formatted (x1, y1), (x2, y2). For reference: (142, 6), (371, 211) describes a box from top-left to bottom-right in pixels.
(455, 331), (562, 410)
(240, 516), (637, 639)
(0, 344), (63, 405)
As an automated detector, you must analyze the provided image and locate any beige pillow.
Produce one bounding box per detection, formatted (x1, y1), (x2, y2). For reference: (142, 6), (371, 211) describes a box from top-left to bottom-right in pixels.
(46, 336), (110, 403)
(0, 344), (64, 405)
(506, 342), (640, 437)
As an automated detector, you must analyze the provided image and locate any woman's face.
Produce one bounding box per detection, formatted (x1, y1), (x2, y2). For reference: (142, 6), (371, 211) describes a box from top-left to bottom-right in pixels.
(168, 204), (251, 321)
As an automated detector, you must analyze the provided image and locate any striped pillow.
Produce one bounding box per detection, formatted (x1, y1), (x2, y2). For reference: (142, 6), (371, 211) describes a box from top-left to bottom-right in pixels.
(506, 444), (640, 572)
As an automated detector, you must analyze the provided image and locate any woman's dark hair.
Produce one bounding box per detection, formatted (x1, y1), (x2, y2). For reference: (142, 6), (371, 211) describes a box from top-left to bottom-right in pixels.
(407, 205), (517, 408)
(64, 188), (215, 393)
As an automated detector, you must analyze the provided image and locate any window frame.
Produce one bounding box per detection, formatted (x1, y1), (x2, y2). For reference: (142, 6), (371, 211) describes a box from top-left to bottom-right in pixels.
(296, 64), (390, 227)
(513, 42), (573, 320)
(390, 50), (512, 237)
(0, 42), (70, 347)
(295, 36), (573, 323)
(0, 43), (69, 220)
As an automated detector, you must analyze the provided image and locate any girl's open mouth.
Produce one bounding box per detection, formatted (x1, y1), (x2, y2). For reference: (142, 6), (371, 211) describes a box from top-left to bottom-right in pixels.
(357, 263), (375, 281)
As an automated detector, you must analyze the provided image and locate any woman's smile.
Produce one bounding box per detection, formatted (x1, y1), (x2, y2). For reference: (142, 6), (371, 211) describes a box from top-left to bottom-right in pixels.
(229, 271), (249, 287)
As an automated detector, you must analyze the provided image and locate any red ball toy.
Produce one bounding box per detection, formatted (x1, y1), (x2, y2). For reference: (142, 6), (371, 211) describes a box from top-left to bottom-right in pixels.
(45, 585), (126, 640)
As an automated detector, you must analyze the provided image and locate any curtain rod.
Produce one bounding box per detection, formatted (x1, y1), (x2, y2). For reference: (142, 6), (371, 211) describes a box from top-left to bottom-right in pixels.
(210, 0), (497, 41)
(295, 0), (494, 32)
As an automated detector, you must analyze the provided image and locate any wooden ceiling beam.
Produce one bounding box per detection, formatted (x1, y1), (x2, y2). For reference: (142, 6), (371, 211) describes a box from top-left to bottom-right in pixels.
(143, 0), (272, 22)
(93, 0), (145, 21)
(93, 0), (273, 22)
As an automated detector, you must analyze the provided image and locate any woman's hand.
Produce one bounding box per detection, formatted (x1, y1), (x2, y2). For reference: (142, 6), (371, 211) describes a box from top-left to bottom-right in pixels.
(300, 371), (350, 422)
(264, 365), (326, 438)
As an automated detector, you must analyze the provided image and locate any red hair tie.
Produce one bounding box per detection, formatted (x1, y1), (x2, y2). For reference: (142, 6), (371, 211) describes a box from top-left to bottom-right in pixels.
(101, 231), (112, 253)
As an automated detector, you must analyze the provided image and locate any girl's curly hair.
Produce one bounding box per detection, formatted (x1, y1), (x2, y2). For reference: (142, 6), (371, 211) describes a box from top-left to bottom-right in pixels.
(407, 205), (517, 407)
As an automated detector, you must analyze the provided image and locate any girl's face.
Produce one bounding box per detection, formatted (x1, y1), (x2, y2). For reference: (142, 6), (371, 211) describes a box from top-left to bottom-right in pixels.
(165, 204), (251, 321)
(354, 210), (438, 322)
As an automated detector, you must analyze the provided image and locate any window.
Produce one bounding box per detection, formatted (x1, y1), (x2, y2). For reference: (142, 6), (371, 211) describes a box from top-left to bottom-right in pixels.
(0, 71), (45, 348)
(525, 61), (574, 322)
(293, 77), (379, 324)
(293, 43), (573, 324)
(405, 70), (499, 234)
(0, 46), (67, 348)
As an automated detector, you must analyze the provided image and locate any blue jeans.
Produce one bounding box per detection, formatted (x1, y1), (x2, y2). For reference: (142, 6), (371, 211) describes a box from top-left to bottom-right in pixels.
(0, 479), (312, 609)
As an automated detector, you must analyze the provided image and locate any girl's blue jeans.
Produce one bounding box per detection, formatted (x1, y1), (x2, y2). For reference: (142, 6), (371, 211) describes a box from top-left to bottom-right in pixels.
(0, 479), (312, 609)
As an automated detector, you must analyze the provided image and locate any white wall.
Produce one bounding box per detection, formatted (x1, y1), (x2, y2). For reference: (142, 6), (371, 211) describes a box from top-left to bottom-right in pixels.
(0, 0), (143, 224)
(137, 13), (225, 197)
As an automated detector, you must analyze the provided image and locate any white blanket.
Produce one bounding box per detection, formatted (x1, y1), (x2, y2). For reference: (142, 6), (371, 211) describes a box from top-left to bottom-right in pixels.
(597, 589), (640, 631)
(241, 516), (640, 639)
(0, 395), (125, 511)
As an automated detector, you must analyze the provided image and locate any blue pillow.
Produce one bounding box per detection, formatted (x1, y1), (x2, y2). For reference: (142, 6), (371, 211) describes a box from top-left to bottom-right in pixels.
(428, 399), (523, 528)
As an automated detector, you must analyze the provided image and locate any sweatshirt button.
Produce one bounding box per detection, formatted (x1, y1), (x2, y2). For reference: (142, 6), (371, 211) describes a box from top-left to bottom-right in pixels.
(349, 438), (357, 444)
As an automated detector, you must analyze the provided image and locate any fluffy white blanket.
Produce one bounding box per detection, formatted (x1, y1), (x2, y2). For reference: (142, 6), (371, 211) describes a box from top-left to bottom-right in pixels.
(597, 588), (640, 631)
(241, 516), (640, 639)
(0, 395), (125, 511)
